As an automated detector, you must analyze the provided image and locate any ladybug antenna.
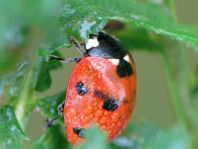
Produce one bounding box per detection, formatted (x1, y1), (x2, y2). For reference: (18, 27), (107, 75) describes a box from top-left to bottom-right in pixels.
(70, 36), (85, 55)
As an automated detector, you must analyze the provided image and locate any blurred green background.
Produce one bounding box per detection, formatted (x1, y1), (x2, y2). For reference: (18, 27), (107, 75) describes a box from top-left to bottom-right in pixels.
(0, 0), (198, 148)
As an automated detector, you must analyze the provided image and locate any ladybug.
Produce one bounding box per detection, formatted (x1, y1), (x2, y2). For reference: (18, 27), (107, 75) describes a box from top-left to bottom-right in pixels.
(49, 32), (137, 144)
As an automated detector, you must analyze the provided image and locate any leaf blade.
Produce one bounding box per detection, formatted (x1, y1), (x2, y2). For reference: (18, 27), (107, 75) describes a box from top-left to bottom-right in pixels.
(61, 0), (198, 49)
(0, 106), (25, 149)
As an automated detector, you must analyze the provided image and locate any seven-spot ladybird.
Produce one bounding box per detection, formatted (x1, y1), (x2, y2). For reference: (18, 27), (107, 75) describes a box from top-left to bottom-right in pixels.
(50, 32), (137, 144)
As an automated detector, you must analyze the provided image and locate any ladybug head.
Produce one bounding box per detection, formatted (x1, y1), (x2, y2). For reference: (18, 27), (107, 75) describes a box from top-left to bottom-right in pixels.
(84, 32), (127, 59)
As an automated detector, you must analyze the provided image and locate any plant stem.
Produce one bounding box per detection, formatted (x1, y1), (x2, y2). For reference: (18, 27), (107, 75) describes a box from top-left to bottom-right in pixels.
(162, 0), (198, 148)
(161, 49), (187, 127)
(178, 47), (198, 148)
(161, 46), (198, 148)
(164, 0), (177, 19)
(14, 67), (34, 130)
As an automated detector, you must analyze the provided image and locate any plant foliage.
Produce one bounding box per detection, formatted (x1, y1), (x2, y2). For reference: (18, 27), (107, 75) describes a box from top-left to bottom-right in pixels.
(0, 0), (198, 149)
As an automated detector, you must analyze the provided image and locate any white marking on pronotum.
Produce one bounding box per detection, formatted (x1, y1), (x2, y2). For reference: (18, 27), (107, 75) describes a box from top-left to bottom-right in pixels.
(109, 54), (130, 66)
(123, 55), (130, 63)
(85, 37), (99, 49)
(109, 59), (119, 65)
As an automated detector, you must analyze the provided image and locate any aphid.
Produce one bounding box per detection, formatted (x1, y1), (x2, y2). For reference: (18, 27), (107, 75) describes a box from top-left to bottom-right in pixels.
(49, 32), (137, 144)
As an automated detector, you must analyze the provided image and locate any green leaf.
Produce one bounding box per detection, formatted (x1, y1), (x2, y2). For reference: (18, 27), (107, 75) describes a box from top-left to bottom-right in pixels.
(31, 124), (69, 149)
(61, 0), (198, 49)
(0, 51), (19, 72)
(191, 78), (198, 115)
(122, 122), (191, 149)
(111, 137), (136, 149)
(37, 91), (66, 118)
(38, 34), (70, 58)
(0, 62), (30, 100)
(112, 25), (164, 51)
(0, 106), (25, 149)
(13, 65), (36, 129)
(0, 0), (62, 49)
(76, 124), (110, 149)
(34, 51), (62, 92)
(1, 61), (36, 130)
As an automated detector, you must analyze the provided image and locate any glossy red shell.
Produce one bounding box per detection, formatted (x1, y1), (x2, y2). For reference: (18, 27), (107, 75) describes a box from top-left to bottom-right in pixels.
(64, 55), (137, 144)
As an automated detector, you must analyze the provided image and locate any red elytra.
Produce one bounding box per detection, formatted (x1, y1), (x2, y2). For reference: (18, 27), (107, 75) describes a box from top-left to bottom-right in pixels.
(63, 32), (137, 144)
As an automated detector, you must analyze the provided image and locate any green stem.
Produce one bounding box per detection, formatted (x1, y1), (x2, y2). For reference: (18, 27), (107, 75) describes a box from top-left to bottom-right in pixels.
(172, 43), (198, 149)
(14, 67), (34, 129)
(161, 47), (198, 149)
(162, 0), (198, 148)
(161, 49), (187, 127)
(164, 0), (177, 20)
(165, 0), (175, 11)
(178, 47), (198, 148)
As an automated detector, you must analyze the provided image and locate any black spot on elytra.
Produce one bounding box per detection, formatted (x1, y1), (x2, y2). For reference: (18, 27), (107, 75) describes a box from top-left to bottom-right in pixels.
(102, 99), (118, 111)
(116, 58), (133, 78)
(73, 127), (86, 138)
(94, 90), (119, 112)
(76, 82), (87, 95)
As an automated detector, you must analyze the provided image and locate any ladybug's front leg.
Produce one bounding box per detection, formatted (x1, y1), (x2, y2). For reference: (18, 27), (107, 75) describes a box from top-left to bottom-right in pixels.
(46, 36), (84, 63)
(48, 55), (81, 63)
(70, 36), (85, 54)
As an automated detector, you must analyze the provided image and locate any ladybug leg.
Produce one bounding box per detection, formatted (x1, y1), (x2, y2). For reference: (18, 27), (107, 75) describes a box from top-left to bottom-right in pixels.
(45, 116), (61, 128)
(80, 42), (85, 46)
(57, 101), (65, 116)
(44, 101), (65, 128)
(49, 55), (81, 63)
(70, 36), (85, 54)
